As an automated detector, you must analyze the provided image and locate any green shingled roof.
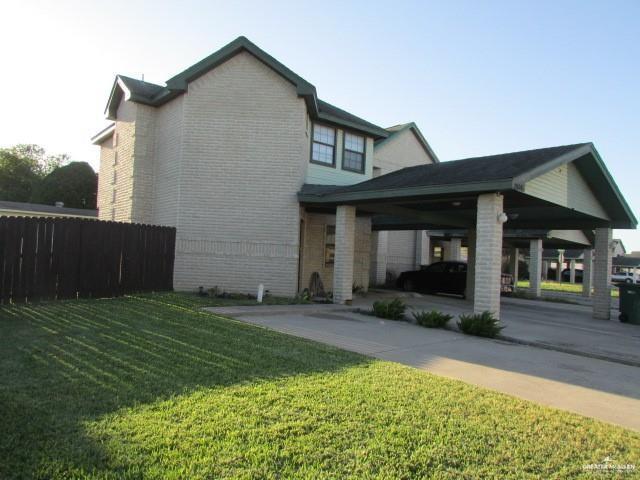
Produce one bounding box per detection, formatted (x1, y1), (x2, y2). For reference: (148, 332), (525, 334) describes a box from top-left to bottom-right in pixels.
(299, 142), (636, 229)
(105, 37), (388, 138)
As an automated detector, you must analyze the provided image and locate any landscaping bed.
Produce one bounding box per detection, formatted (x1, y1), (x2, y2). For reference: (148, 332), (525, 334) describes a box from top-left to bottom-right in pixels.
(1, 293), (638, 479)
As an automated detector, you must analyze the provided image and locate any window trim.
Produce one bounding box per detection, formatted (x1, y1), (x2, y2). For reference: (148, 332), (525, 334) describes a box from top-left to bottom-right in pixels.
(310, 123), (337, 168)
(341, 130), (366, 174)
(324, 224), (336, 267)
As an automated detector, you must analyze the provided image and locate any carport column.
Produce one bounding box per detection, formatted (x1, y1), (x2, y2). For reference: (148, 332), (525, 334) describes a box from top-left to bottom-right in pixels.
(556, 250), (564, 282)
(569, 259), (576, 284)
(333, 205), (356, 304)
(448, 238), (462, 261)
(582, 248), (593, 297)
(415, 230), (430, 269)
(542, 261), (549, 280)
(593, 228), (613, 319)
(529, 239), (543, 298)
(466, 229), (476, 302)
(370, 231), (388, 286)
(473, 193), (504, 318)
(509, 247), (519, 290)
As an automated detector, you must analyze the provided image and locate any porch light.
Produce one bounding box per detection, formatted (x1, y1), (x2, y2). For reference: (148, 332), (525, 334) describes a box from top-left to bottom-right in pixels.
(497, 212), (509, 224)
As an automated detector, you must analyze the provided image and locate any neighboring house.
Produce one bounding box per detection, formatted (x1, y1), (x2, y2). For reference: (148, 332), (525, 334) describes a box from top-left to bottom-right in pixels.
(92, 36), (435, 295)
(0, 200), (98, 219)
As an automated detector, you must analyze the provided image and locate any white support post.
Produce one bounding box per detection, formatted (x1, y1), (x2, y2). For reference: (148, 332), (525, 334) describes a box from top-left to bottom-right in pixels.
(542, 260), (549, 280)
(473, 193), (504, 318)
(466, 229), (476, 302)
(582, 248), (593, 297)
(370, 231), (388, 287)
(415, 230), (430, 269)
(449, 238), (462, 261)
(333, 205), (356, 304)
(509, 247), (519, 291)
(569, 259), (576, 284)
(529, 239), (542, 298)
(593, 228), (612, 319)
(556, 250), (564, 282)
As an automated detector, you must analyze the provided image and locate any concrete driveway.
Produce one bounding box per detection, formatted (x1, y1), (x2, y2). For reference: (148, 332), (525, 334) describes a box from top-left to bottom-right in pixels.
(207, 298), (640, 431)
(353, 291), (640, 367)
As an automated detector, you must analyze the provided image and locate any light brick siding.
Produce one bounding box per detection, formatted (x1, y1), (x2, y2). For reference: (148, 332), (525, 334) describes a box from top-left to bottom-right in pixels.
(582, 248), (593, 297)
(151, 96), (184, 226)
(96, 135), (114, 214)
(173, 52), (308, 296)
(593, 227), (612, 319)
(300, 212), (371, 294)
(473, 193), (504, 317)
(529, 239), (542, 297)
(333, 205), (357, 303)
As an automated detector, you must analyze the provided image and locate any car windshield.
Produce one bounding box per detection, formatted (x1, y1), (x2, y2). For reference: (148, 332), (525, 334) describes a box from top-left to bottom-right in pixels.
(427, 263), (447, 273)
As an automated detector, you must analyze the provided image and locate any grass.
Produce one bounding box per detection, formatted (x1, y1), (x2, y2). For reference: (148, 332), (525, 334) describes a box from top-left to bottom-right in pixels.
(516, 280), (620, 298)
(1, 293), (638, 479)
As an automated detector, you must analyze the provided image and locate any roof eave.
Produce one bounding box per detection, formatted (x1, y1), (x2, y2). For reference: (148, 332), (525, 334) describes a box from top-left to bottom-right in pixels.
(298, 179), (514, 205)
(91, 123), (115, 145)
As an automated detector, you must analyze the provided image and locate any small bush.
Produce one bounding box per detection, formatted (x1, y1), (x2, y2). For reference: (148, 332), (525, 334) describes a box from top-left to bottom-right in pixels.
(372, 298), (406, 320)
(457, 311), (504, 338)
(413, 310), (453, 328)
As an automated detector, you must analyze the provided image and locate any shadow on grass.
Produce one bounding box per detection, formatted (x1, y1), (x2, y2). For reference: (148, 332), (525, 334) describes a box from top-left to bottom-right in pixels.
(0, 293), (368, 479)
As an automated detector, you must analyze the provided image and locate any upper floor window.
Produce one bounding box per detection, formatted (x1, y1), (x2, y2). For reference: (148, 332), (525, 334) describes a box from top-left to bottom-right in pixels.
(311, 124), (336, 166)
(343, 132), (365, 173)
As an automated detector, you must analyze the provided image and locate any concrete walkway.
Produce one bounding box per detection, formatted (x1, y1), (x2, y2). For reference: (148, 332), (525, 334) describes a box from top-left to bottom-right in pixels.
(206, 301), (640, 431)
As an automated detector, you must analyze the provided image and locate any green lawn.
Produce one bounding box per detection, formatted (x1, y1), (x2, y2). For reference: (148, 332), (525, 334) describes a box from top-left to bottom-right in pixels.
(1, 293), (637, 479)
(516, 280), (619, 298)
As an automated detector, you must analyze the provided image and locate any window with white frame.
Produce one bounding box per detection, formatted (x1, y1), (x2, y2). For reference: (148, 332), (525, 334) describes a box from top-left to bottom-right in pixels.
(311, 124), (336, 166)
(343, 132), (365, 173)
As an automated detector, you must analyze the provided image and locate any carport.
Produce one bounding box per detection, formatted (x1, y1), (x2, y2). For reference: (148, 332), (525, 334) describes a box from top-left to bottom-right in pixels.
(298, 143), (637, 319)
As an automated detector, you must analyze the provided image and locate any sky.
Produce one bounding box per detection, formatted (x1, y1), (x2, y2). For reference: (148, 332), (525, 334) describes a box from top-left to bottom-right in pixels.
(1, 0), (638, 249)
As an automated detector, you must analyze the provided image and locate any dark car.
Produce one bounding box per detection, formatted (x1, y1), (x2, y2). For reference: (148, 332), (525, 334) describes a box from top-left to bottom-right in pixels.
(560, 268), (583, 284)
(396, 261), (467, 297)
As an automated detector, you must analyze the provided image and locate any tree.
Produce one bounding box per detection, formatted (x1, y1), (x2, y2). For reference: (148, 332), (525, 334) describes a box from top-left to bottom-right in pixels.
(6, 144), (68, 176)
(0, 150), (40, 202)
(32, 162), (97, 209)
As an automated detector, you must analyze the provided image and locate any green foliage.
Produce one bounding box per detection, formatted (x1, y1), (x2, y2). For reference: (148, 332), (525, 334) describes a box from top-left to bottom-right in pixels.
(372, 298), (406, 320)
(31, 162), (97, 209)
(0, 144), (92, 206)
(0, 293), (637, 478)
(413, 310), (453, 328)
(0, 150), (39, 201)
(457, 311), (504, 338)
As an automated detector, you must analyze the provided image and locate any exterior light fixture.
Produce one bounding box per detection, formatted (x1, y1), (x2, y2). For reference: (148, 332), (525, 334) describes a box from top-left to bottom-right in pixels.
(497, 212), (509, 224)
(452, 201), (462, 207)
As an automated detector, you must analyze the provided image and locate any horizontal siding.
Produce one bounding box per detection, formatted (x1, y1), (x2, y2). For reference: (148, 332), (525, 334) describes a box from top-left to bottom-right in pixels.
(524, 163), (609, 219)
(305, 132), (374, 185)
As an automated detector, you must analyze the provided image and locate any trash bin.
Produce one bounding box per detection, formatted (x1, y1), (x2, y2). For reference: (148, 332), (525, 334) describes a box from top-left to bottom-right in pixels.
(617, 283), (640, 324)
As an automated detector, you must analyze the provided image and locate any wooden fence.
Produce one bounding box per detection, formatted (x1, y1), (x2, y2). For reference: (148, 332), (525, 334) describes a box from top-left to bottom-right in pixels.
(0, 216), (176, 304)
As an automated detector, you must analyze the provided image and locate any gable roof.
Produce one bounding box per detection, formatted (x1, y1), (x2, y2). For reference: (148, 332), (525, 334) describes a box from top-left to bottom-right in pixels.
(375, 122), (440, 163)
(299, 142), (637, 228)
(104, 36), (389, 139)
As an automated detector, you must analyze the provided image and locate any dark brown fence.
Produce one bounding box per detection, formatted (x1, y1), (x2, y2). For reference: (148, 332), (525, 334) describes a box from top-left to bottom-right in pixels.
(0, 216), (175, 304)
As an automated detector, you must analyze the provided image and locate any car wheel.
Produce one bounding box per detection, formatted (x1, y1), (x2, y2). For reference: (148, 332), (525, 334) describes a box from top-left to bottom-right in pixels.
(626, 278), (633, 284)
(403, 279), (415, 292)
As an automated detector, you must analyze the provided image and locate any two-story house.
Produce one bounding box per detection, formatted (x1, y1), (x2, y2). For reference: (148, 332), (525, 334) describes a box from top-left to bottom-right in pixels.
(93, 36), (636, 321)
(92, 36), (435, 297)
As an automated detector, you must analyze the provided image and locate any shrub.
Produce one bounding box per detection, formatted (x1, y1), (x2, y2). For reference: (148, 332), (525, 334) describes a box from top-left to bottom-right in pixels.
(372, 298), (406, 320)
(457, 311), (504, 338)
(413, 310), (453, 328)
